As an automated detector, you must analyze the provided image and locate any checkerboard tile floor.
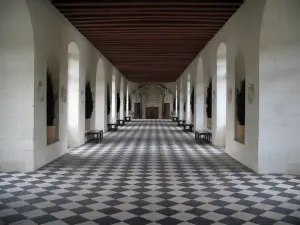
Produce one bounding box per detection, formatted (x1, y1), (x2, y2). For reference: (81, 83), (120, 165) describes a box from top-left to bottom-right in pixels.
(1, 120), (300, 225)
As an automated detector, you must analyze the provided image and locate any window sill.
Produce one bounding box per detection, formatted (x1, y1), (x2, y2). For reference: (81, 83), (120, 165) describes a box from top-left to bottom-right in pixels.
(47, 139), (59, 146)
(234, 138), (245, 145)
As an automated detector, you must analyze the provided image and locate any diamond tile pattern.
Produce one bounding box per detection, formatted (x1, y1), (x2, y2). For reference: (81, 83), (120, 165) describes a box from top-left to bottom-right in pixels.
(1, 120), (300, 224)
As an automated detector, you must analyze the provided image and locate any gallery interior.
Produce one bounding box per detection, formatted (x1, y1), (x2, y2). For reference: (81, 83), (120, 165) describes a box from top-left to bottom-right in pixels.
(0, 1), (300, 224)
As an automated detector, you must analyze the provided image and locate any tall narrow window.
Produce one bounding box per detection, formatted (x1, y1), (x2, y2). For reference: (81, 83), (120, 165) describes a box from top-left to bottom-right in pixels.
(216, 43), (227, 146)
(67, 42), (80, 147)
(235, 50), (246, 144)
(195, 58), (204, 130)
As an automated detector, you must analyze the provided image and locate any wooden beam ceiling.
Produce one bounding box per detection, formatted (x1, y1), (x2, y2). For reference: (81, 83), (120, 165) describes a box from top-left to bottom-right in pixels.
(52, 0), (244, 83)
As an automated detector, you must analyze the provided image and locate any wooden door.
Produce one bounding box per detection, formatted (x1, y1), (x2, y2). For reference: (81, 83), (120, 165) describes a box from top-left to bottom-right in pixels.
(134, 103), (141, 119)
(146, 107), (158, 119)
(164, 103), (170, 119)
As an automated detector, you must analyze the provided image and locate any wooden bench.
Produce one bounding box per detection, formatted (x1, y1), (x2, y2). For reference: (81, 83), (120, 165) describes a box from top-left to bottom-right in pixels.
(125, 116), (131, 122)
(178, 120), (185, 126)
(117, 119), (125, 126)
(108, 123), (118, 131)
(85, 130), (103, 143)
(195, 130), (212, 144)
(183, 124), (194, 132)
(172, 116), (179, 122)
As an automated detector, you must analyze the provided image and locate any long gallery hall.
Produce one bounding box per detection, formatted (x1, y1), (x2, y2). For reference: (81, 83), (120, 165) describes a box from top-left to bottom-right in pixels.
(1, 0), (300, 224)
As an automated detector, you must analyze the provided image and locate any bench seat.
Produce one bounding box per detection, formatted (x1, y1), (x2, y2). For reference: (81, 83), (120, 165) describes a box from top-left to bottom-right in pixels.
(195, 130), (212, 144)
(85, 130), (103, 143)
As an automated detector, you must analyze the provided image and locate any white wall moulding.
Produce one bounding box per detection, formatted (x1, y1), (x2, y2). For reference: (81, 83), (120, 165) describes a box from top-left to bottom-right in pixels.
(212, 90), (216, 103)
(61, 86), (67, 103)
(228, 87), (232, 104)
(248, 83), (254, 104)
(38, 81), (45, 102)
(92, 91), (95, 103)
(80, 89), (84, 103)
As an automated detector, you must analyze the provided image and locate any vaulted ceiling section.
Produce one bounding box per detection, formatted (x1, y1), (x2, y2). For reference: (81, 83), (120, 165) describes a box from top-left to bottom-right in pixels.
(52, 0), (244, 83)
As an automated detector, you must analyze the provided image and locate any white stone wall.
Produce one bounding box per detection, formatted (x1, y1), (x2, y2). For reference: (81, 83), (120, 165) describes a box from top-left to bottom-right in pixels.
(177, 0), (266, 172)
(0, 0), (125, 172)
(177, 0), (300, 175)
(259, 0), (300, 174)
(0, 0), (35, 172)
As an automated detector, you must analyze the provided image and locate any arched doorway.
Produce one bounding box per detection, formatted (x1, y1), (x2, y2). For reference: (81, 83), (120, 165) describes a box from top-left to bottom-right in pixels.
(67, 42), (80, 147)
(216, 43), (227, 146)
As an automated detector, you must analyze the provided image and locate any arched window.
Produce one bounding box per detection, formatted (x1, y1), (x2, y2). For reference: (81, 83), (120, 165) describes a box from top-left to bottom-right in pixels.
(67, 42), (80, 147)
(195, 58), (204, 130)
(185, 74), (192, 124)
(110, 73), (116, 123)
(216, 43), (227, 146)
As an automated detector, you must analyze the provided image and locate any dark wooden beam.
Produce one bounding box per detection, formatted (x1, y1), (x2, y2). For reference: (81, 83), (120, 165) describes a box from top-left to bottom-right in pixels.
(52, 0), (244, 82)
